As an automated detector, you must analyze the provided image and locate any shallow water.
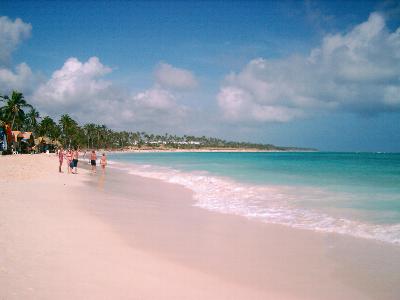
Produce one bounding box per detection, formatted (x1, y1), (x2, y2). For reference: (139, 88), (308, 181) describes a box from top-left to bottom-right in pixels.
(109, 152), (400, 245)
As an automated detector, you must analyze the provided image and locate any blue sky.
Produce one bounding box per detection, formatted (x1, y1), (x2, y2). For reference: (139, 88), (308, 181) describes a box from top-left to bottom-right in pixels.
(1, 0), (400, 151)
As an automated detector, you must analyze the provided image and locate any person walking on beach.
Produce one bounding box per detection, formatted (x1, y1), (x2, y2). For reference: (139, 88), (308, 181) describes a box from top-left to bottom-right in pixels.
(90, 150), (97, 173)
(66, 149), (73, 174)
(100, 153), (107, 173)
(72, 148), (79, 174)
(58, 147), (64, 173)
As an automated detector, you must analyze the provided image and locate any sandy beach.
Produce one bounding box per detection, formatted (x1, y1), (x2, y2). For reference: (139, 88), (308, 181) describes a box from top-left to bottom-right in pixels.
(1, 154), (399, 300)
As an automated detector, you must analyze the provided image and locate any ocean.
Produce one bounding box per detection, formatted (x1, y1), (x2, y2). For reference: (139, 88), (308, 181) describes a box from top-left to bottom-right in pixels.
(108, 152), (400, 245)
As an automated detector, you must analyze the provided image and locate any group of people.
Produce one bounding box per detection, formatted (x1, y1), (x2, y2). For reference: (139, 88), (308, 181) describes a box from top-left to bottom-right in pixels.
(88, 150), (107, 174)
(57, 148), (107, 174)
(57, 148), (79, 174)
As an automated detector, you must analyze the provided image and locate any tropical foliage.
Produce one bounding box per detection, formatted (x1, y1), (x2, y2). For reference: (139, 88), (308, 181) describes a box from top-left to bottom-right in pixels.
(0, 90), (314, 151)
(0, 91), (33, 131)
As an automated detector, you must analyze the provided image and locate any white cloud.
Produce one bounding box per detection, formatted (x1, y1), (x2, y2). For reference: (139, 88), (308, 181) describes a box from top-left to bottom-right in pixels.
(0, 62), (40, 94)
(0, 16), (37, 95)
(33, 57), (189, 130)
(217, 86), (304, 123)
(33, 56), (112, 111)
(127, 86), (189, 127)
(0, 16), (32, 65)
(0, 16), (190, 131)
(134, 87), (177, 110)
(218, 12), (400, 123)
(155, 63), (197, 89)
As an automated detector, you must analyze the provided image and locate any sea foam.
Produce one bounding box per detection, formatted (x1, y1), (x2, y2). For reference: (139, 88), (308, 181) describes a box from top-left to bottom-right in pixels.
(109, 161), (400, 246)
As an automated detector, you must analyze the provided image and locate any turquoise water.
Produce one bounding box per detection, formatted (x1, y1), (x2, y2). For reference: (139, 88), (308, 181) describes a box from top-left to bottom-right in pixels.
(109, 152), (400, 244)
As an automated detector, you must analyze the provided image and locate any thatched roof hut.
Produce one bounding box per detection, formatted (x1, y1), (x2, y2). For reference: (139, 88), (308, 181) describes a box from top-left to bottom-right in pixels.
(33, 136), (61, 153)
(10, 131), (35, 153)
(34, 136), (52, 145)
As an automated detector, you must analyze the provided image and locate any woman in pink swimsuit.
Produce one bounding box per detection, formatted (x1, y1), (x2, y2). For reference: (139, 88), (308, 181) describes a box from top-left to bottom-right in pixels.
(100, 153), (107, 173)
(66, 149), (73, 174)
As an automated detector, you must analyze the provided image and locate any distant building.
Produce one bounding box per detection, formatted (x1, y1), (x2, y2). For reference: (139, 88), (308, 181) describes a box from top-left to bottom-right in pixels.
(11, 131), (35, 154)
(173, 141), (201, 145)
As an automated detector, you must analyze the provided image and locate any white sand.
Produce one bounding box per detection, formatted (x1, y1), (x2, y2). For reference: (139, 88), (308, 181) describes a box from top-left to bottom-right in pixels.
(1, 154), (399, 299)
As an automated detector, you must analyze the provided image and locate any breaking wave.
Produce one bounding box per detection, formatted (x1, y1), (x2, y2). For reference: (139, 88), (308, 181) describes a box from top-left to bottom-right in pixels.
(109, 161), (400, 245)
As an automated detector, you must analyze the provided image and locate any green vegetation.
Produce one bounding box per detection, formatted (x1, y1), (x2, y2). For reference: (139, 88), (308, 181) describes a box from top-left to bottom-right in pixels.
(0, 90), (316, 151)
(0, 91), (33, 130)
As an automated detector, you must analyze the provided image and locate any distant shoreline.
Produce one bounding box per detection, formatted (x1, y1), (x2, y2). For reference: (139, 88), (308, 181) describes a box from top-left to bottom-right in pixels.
(94, 147), (318, 154)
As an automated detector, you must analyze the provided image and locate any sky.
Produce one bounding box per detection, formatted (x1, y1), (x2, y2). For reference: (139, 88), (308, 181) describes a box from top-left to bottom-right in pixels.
(1, 0), (400, 151)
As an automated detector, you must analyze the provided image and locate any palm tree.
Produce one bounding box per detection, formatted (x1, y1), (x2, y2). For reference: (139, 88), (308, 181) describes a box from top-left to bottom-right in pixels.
(0, 91), (32, 130)
(99, 125), (108, 149)
(25, 108), (41, 134)
(38, 116), (61, 140)
(0, 95), (6, 125)
(95, 125), (102, 149)
(83, 123), (97, 149)
(59, 114), (78, 148)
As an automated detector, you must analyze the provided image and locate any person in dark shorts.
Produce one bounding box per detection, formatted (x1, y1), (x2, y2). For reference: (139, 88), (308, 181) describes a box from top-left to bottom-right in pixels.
(72, 148), (79, 174)
(90, 150), (97, 173)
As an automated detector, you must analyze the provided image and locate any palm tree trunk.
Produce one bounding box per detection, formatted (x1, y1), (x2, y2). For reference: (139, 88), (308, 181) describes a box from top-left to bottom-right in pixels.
(11, 113), (16, 130)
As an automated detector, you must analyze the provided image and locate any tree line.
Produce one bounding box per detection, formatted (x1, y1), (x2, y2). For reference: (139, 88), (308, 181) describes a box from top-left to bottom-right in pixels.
(1, 90), (314, 151)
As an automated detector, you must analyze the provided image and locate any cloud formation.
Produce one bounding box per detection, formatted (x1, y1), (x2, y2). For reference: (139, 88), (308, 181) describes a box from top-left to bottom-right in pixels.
(128, 86), (188, 127)
(33, 57), (189, 130)
(0, 16), (37, 95)
(217, 12), (400, 123)
(134, 87), (177, 110)
(0, 16), (32, 65)
(0, 62), (40, 95)
(34, 57), (112, 111)
(155, 63), (198, 89)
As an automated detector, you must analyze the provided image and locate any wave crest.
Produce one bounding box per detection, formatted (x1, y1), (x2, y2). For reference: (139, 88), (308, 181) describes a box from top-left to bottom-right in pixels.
(110, 161), (400, 245)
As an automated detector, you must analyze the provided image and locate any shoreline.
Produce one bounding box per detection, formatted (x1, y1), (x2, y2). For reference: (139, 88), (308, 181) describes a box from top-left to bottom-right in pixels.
(88, 147), (318, 154)
(78, 160), (400, 300)
(107, 155), (400, 247)
(1, 154), (399, 299)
